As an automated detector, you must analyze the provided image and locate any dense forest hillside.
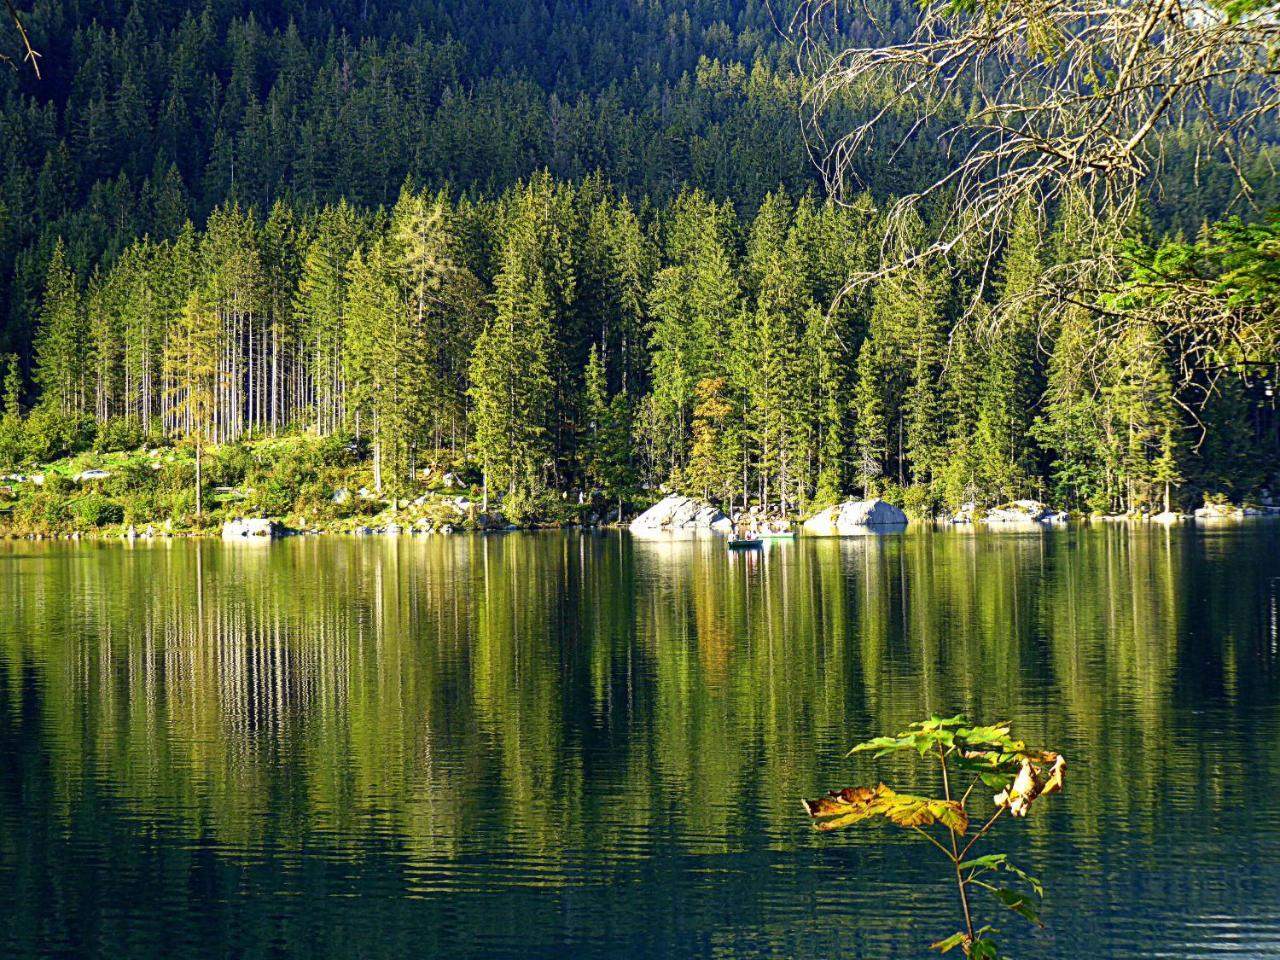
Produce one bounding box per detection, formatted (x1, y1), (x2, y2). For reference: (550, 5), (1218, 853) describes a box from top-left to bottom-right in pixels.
(0, 0), (1276, 529)
(2, 0), (1277, 352)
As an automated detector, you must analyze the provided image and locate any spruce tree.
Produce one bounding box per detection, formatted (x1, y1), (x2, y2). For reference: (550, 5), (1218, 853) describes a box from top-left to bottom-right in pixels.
(974, 203), (1045, 502)
(468, 229), (555, 507)
(34, 239), (88, 417)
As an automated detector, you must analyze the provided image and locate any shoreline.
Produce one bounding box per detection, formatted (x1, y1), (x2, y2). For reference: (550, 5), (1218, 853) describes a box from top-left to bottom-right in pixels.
(5, 512), (1278, 543)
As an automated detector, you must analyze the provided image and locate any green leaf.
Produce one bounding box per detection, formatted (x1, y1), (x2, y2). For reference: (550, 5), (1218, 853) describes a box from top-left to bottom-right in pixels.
(1001, 861), (1044, 898)
(992, 888), (1044, 927)
(929, 932), (968, 953)
(848, 735), (911, 757)
(959, 853), (1008, 872)
(969, 937), (1000, 960)
(961, 854), (1043, 896)
(919, 713), (967, 730)
(955, 723), (1012, 745)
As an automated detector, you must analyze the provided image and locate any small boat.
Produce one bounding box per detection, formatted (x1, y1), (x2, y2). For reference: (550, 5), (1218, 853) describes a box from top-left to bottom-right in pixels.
(727, 537), (764, 550)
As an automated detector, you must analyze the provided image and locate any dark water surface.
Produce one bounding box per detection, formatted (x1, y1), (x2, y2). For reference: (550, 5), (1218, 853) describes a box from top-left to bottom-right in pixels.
(1, 526), (1278, 958)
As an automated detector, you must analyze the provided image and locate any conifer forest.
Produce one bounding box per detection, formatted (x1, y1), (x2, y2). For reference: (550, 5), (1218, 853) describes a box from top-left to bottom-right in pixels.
(0, 0), (1276, 524)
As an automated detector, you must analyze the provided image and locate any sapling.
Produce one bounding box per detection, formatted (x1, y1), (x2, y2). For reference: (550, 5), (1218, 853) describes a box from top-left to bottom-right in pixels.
(804, 715), (1066, 958)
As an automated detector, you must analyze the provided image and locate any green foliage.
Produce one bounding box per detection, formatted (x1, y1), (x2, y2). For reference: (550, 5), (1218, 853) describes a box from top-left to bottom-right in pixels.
(11, 491), (72, 531)
(806, 716), (1066, 958)
(70, 494), (124, 528)
(92, 417), (149, 453)
(4, 171), (1278, 518)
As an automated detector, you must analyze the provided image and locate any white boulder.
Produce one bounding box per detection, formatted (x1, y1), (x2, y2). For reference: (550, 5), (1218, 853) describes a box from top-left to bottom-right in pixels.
(803, 499), (907, 535)
(630, 495), (732, 537)
(222, 518), (284, 540)
(984, 500), (1065, 525)
(1194, 503), (1240, 520)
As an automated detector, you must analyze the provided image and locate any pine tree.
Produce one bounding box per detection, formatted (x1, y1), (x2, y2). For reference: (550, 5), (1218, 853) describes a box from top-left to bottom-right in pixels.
(0, 355), (22, 467)
(295, 200), (361, 435)
(581, 344), (633, 516)
(164, 290), (220, 516)
(1104, 322), (1182, 512)
(345, 242), (430, 494)
(2, 355), (20, 419)
(684, 375), (739, 505)
(853, 231), (946, 493)
(973, 204), (1045, 502)
(852, 338), (889, 496)
(748, 201), (809, 510)
(34, 239), (88, 417)
(468, 229), (555, 507)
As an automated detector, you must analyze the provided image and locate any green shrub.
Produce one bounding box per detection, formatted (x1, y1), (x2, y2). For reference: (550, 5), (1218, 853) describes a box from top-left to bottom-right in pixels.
(902, 483), (938, 520)
(71, 494), (124, 527)
(160, 488), (197, 524)
(0, 416), (24, 468)
(104, 461), (159, 498)
(502, 488), (560, 525)
(42, 472), (74, 495)
(121, 488), (159, 524)
(874, 481), (906, 509)
(159, 460), (196, 494)
(12, 492), (71, 530)
(249, 471), (300, 515)
(21, 406), (94, 462)
(207, 443), (255, 486)
(92, 417), (147, 453)
(311, 433), (359, 469)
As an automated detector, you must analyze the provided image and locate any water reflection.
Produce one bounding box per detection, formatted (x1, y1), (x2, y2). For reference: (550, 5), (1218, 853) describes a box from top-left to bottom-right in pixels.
(1, 526), (1278, 958)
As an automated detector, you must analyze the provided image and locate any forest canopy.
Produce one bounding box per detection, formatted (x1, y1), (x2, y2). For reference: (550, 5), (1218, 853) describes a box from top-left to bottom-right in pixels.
(0, 0), (1276, 519)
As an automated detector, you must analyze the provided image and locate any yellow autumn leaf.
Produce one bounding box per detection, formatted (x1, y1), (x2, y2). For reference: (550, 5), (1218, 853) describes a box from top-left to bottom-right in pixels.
(803, 784), (968, 834)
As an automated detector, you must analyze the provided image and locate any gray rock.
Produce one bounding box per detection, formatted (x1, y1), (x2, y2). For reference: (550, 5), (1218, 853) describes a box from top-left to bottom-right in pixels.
(1194, 503), (1240, 520)
(221, 518), (285, 540)
(630, 495), (732, 537)
(983, 500), (1064, 525)
(803, 499), (907, 536)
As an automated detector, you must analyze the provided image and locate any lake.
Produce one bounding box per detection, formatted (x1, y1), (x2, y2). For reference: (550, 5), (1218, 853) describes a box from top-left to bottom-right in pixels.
(1, 525), (1278, 958)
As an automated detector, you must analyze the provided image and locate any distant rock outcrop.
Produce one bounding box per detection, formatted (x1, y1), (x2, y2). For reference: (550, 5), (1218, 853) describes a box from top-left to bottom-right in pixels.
(221, 518), (286, 540)
(1194, 502), (1241, 520)
(803, 499), (907, 535)
(983, 500), (1067, 525)
(630, 495), (732, 537)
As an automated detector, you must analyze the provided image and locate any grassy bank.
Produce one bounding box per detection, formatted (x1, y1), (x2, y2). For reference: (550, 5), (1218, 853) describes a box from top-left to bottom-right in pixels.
(0, 434), (605, 538)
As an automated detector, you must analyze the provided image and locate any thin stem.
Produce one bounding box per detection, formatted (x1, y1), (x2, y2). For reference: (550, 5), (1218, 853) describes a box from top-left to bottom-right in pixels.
(911, 825), (954, 858)
(939, 744), (975, 943)
(959, 807), (1006, 863)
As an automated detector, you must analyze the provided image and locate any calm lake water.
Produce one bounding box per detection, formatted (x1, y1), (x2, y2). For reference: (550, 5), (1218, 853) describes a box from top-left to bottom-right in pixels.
(1, 525), (1279, 959)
